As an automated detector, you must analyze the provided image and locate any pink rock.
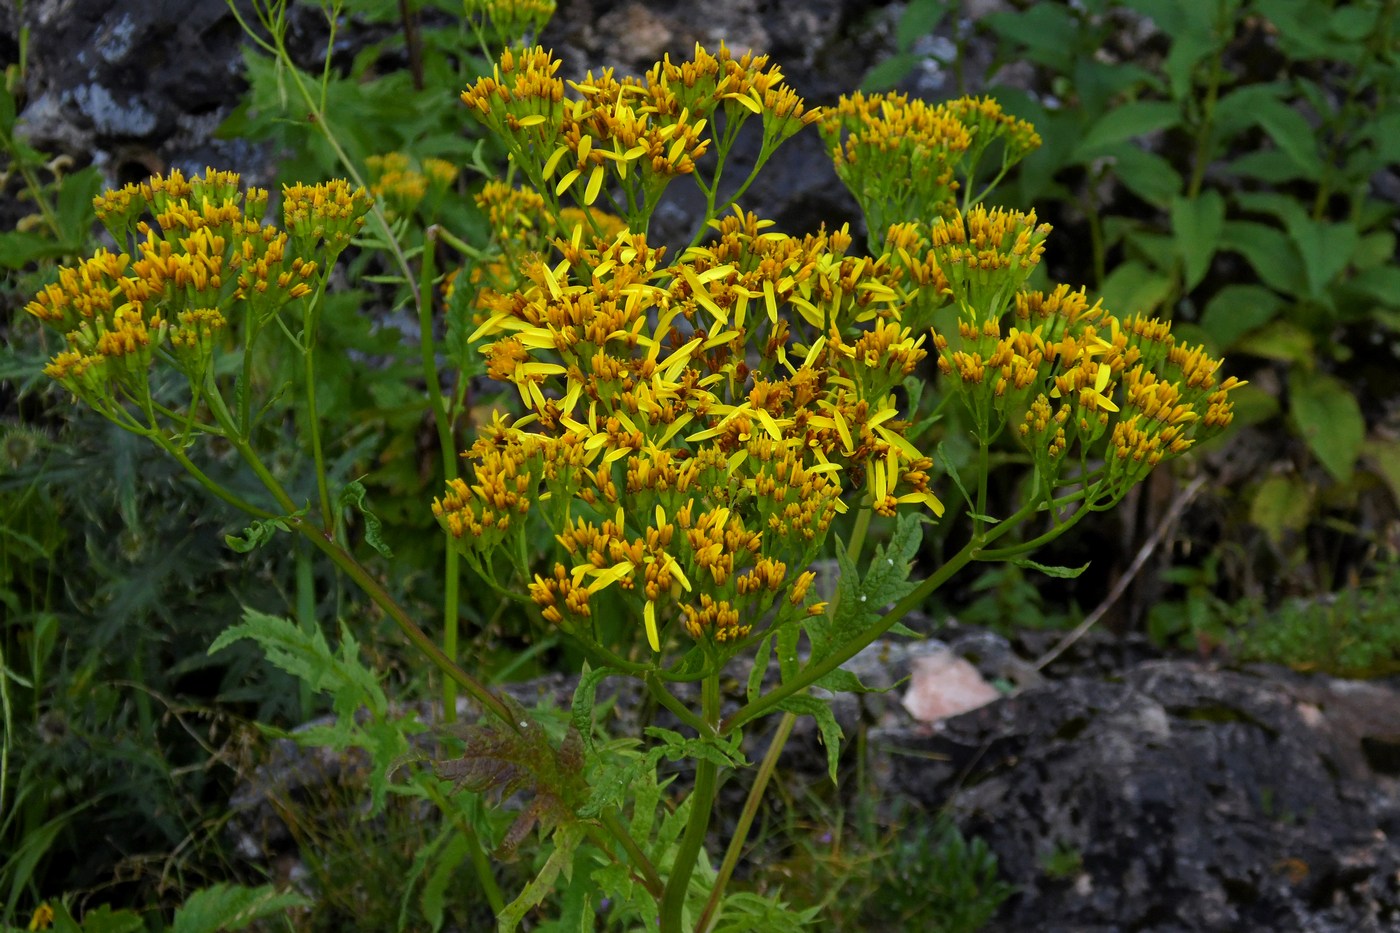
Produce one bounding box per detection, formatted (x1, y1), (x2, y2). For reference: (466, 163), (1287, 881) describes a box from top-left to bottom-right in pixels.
(902, 650), (1003, 723)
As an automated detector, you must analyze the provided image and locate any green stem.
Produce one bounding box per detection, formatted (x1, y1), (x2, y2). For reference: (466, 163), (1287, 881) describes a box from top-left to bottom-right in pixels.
(301, 288), (334, 532)
(600, 806), (665, 897)
(418, 227), (465, 722)
(695, 711), (797, 933)
(722, 496), (1041, 735)
(658, 674), (721, 932)
(291, 518), (520, 730)
(145, 433), (279, 519)
(645, 673), (709, 735)
(294, 544), (318, 718)
(418, 777), (506, 915)
(1186, 3), (1229, 200)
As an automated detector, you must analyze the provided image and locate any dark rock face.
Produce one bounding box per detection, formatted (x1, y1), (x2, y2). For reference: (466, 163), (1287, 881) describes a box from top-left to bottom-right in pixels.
(15, 0), (261, 183)
(879, 660), (1400, 931)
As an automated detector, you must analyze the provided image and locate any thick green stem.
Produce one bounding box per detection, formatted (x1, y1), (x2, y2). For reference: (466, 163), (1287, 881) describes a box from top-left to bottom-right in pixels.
(658, 675), (721, 932)
(696, 711), (797, 933)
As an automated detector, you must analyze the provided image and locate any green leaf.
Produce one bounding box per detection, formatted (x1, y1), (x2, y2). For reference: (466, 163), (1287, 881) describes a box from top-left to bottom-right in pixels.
(1012, 558), (1090, 579)
(1199, 284), (1283, 349)
(748, 633), (774, 703)
(1362, 439), (1400, 509)
(224, 515), (292, 553)
(1099, 260), (1175, 317)
(1253, 97), (1324, 178)
(68, 906), (145, 933)
(1227, 150), (1307, 184)
(338, 479), (393, 557)
(984, 5), (1081, 71)
(209, 610), (410, 809)
(1073, 101), (1180, 160)
(861, 52), (919, 93)
(1219, 220), (1307, 296)
(1288, 217), (1358, 299)
(1290, 370), (1364, 484)
(172, 884), (311, 933)
(498, 824), (585, 931)
(1170, 191), (1225, 291)
(55, 167), (103, 247)
(1327, 4), (1378, 40)
(898, 0), (946, 49)
(1108, 144), (1183, 207)
(1249, 475), (1312, 547)
(570, 664), (613, 751)
(1351, 231), (1396, 272)
(776, 694), (844, 784)
(420, 832), (473, 932)
(814, 666), (871, 695)
(1234, 319), (1314, 362)
(1350, 267), (1400, 306)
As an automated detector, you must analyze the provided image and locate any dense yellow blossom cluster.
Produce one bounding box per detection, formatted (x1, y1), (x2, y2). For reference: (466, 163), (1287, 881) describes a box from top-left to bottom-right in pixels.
(436, 46), (1243, 660)
(26, 168), (370, 414)
(461, 43), (818, 225)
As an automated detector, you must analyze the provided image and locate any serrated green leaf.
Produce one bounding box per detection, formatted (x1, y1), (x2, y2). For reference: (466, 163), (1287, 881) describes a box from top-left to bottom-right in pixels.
(498, 824), (584, 931)
(70, 905), (145, 933)
(859, 512), (925, 609)
(570, 664), (612, 750)
(1012, 558), (1090, 579)
(224, 509), (301, 553)
(420, 832), (473, 932)
(814, 667), (869, 694)
(1290, 370), (1364, 483)
(776, 694), (843, 783)
(337, 479), (393, 558)
(172, 883), (311, 933)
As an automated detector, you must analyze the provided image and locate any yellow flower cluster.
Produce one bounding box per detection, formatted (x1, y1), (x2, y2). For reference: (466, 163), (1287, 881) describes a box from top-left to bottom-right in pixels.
(819, 92), (1041, 242)
(464, 0), (556, 42)
(365, 152), (457, 219)
(444, 181), (630, 318)
(26, 168), (370, 411)
(461, 44), (819, 221)
(444, 47), (1242, 660)
(437, 207), (950, 654)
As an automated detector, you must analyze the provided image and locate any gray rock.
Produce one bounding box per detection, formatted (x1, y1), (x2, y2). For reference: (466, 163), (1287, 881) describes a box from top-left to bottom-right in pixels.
(878, 660), (1400, 931)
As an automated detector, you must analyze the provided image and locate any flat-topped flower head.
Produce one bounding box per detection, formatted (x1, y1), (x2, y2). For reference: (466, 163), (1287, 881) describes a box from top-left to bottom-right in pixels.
(282, 178), (372, 257)
(27, 168), (353, 418)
